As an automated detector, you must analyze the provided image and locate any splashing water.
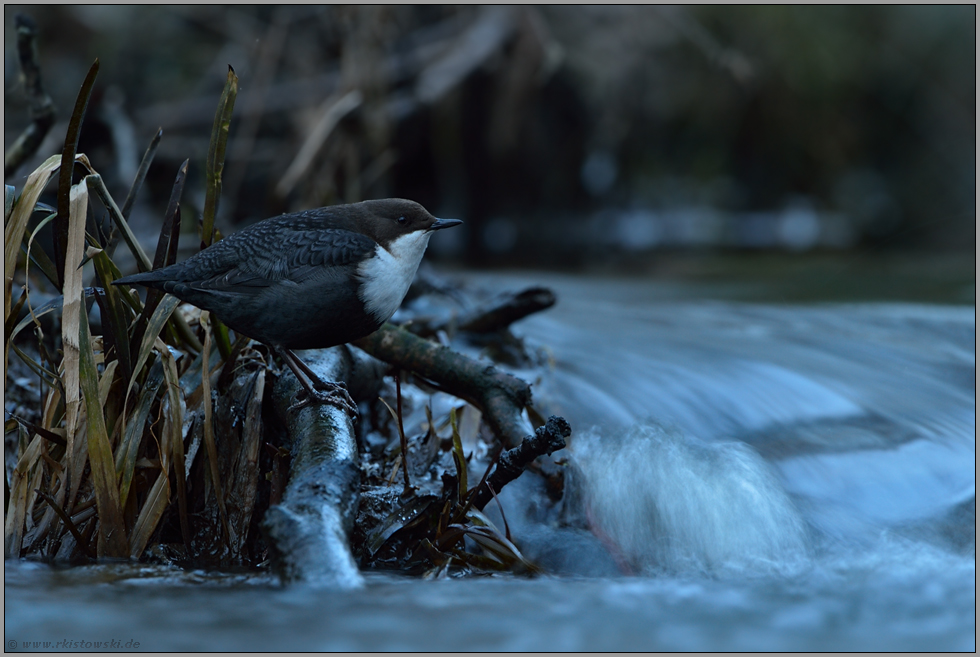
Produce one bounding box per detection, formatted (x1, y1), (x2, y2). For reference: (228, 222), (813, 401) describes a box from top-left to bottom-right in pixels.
(499, 274), (975, 553)
(572, 422), (809, 575)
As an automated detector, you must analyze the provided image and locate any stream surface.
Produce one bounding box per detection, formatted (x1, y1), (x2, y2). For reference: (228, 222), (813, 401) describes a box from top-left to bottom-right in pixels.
(5, 263), (976, 651)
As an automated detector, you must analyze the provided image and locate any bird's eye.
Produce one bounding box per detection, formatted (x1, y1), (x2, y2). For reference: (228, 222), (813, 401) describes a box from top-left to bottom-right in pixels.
(397, 216), (407, 225)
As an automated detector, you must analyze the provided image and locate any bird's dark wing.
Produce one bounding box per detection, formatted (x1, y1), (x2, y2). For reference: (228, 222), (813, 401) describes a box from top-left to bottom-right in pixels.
(192, 227), (377, 291)
(116, 225), (377, 296)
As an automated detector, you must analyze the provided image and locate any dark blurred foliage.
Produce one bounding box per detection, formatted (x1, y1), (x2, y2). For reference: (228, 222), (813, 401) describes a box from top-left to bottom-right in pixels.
(4, 5), (975, 267)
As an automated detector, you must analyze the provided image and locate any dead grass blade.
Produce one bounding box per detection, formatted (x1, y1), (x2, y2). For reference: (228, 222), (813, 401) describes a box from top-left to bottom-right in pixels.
(128, 459), (170, 559)
(199, 311), (230, 542)
(156, 337), (190, 551)
(78, 304), (128, 558)
(90, 255), (134, 382)
(450, 406), (468, 497)
(126, 294), (180, 401)
(22, 457), (45, 537)
(85, 173), (152, 273)
(117, 293), (180, 490)
(3, 433), (43, 558)
(120, 127), (163, 221)
(459, 508), (535, 571)
(64, 414), (89, 522)
(365, 495), (437, 557)
(201, 67), (238, 360)
(4, 286), (28, 347)
(202, 66), (238, 249)
(21, 210), (59, 288)
(60, 180), (89, 525)
(97, 358), (118, 409)
(226, 369), (265, 554)
(55, 59), (99, 288)
(35, 489), (95, 559)
(40, 381), (61, 429)
(4, 184), (14, 221)
(4, 153), (60, 327)
(155, 161), (187, 269)
(114, 160), (202, 354)
(136, 161), (186, 331)
(114, 361), (164, 509)
(122, 162), (187, 355)
(8, 289), (96, 347)
(9, 342), (59, 389)
(5, 414), (66, 447)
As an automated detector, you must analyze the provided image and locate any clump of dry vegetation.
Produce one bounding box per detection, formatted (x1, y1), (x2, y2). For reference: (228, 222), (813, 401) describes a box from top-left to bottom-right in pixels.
(5, 43), (567, 578)
(4, 59), (242, 562)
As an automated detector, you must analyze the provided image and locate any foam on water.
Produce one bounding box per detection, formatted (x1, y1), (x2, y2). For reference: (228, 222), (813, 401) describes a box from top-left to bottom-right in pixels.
(572, 422), (809, 575)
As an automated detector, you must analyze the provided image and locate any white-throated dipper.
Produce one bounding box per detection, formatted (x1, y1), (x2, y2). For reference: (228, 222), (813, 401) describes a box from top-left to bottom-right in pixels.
(114, 198), (462, 412)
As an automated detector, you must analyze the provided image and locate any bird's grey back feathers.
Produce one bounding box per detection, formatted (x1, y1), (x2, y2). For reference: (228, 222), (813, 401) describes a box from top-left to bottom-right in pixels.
(113, 199), (445, 349)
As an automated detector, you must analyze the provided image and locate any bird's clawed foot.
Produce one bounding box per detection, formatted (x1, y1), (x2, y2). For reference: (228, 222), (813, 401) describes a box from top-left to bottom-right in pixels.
(288, 380), (358, 416)
(273, 345), (358, 417)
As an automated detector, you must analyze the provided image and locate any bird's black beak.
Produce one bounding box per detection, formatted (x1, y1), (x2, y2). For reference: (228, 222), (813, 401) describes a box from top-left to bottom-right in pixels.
(429, 217), (463, 231)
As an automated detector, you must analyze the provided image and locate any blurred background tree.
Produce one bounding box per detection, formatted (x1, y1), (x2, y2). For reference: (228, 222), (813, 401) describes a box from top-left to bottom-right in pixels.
(4, 5), (975, 269)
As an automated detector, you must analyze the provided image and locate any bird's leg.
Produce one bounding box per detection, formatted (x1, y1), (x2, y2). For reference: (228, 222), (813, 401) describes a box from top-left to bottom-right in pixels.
(273, 346), (357, 415)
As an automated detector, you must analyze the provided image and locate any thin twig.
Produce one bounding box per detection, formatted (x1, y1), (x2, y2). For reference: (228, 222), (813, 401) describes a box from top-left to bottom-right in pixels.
(35, 489), (95, 559)
(395, 372), (412, 493)
(120, 128), (163, 221)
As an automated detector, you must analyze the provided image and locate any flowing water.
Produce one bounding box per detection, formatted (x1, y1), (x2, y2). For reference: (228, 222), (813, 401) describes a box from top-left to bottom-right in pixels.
(5, 264), (976, 651)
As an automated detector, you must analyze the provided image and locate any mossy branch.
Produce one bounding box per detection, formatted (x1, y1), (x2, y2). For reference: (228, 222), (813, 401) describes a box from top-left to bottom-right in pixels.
(354, 323), (533, 448)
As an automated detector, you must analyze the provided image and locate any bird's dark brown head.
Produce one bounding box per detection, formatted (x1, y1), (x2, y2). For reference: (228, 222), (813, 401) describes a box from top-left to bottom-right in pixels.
(347, 198), (462, 247)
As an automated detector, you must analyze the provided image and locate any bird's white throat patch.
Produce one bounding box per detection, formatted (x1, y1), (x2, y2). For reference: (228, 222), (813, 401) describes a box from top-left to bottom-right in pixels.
(357, 230), (432, 323)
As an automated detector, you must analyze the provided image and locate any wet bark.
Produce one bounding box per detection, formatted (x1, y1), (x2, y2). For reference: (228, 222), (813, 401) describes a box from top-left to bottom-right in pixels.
(353, 323), (533, 448)
(469, 415), (570, 510)
(262, 347), (363, 588)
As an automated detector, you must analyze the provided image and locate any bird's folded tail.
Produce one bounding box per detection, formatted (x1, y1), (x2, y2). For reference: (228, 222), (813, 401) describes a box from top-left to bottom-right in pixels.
(113, 269), (174, 290)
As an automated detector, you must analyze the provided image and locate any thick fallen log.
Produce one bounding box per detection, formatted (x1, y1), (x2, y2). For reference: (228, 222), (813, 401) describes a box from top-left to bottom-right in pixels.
(262, 347), (363, 588)
(353, 323), (533, 448)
